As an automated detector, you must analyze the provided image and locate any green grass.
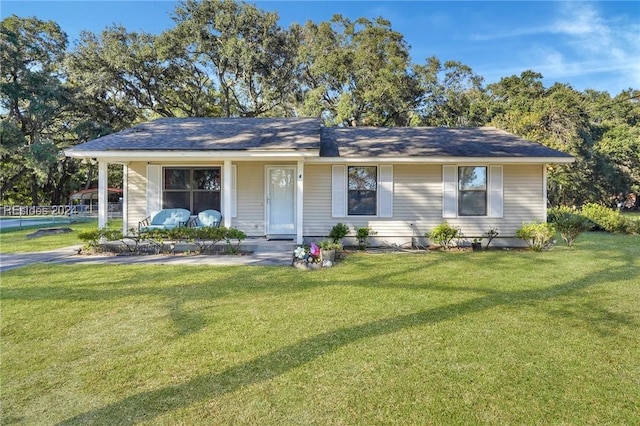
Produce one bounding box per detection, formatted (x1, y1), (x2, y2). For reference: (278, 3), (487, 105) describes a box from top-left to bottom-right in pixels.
(1, 232), (639, 424)
(0, 220), (122, 253)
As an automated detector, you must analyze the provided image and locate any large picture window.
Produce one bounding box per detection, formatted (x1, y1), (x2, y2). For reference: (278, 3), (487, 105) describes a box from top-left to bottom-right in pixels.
(163, 167), (221, 213)
(348, 166), (377, 215)
(458, 166), (487, 216)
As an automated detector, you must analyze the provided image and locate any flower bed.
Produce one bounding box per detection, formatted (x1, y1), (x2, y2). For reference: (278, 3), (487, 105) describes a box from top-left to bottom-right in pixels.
(292, 242), (334, 270)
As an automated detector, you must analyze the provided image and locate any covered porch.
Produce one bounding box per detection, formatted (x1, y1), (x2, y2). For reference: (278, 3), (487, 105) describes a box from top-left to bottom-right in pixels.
(91, 158), (308, 245)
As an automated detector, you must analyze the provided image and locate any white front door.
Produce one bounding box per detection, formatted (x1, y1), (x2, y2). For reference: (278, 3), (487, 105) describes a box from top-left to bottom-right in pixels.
(266, 166), (296, 236)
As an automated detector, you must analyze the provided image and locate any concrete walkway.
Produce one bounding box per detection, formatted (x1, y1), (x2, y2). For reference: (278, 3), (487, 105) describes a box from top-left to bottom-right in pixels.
(0, 244), (295, 273)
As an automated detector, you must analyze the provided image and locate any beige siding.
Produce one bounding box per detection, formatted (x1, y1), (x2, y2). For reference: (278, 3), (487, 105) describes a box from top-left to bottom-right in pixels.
(441, 164), (544, 238)
(234, 161), (299, 236)
(125, 161), (545, 244)
(303, 164), (332, 237)
(234, 161), (266, 236)
(303, 162), (545, 246)
(303, 164), (442, 242)
(126, 162), (148, 230)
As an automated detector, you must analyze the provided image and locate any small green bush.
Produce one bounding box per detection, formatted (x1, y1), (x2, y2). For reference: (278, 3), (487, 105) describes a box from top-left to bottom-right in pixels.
(318, 239), (342, 251)
(580, 203), (629, 233)
(548, 206), (593, 247)
(191, 226), (226, 253)
(426, 222), (459, 250)
(354, 226), (377, 250)
(328, 223), (351, 243)
(515, 222), (556, 251)
(222, 227), (247, 254)
(78, 228), (123, 250)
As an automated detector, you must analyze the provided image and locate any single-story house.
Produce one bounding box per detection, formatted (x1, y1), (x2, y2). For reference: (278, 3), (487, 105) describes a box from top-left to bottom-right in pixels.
(64, 117), (574, 246)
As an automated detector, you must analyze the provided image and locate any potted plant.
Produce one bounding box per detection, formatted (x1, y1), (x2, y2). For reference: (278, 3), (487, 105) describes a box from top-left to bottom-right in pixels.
(292, 242), (323, 270)
(471, 237), (483, 251)
(318, 239), (342, 263)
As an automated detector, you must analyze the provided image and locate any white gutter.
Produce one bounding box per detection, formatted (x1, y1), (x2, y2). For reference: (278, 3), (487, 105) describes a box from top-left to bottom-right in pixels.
(64, 150), (318, 162)
(308, 156), (575, 164)
(64, 150), (574, 165)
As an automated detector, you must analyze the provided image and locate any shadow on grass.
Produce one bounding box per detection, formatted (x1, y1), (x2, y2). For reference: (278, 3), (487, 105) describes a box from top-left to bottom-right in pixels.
(56, 245), (639, 425)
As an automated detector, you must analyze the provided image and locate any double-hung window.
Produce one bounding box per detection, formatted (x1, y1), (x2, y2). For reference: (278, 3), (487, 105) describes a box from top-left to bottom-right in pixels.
(163, 167), (221, 214)
(458, 166), (487, 216)
(348, 166), (377, 215)
(443, 165), (502, 218)
(332, 165), (393, 218)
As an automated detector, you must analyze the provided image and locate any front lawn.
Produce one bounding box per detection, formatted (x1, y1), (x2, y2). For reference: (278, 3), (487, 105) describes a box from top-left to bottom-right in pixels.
(1, 232), (639, 424)
(0, 220), (122, 253)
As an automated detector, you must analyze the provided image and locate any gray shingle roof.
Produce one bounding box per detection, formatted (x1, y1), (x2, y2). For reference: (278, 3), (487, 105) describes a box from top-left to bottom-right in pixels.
(320, 126), (574, 158)
(67, 117), (573, 160)
(67, 117), (321, 151)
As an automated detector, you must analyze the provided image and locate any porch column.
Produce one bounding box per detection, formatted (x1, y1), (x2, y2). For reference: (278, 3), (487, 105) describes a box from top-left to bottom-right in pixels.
(98, 160), (108, 229)
(223, 160), (232, 228)
(296, 160), (304, 245)
(122, 163), (128, 235)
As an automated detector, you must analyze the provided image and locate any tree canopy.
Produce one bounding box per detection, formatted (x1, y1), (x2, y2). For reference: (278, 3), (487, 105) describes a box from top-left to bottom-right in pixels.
(1, 1), (638, 208)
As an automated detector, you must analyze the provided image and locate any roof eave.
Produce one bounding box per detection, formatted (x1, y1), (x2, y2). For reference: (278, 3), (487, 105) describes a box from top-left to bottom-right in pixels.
(308, 156), (575, 164)
(64, 149), (319, 161)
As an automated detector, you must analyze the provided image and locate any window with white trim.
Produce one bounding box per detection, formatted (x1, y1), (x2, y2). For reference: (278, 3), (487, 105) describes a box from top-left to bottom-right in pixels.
(332, 165), (393, 218)
(163, 167), (221, 213)
(443, 165), (503, 218)
(348, 166), (377, 215)
(458, 166), (487, 216)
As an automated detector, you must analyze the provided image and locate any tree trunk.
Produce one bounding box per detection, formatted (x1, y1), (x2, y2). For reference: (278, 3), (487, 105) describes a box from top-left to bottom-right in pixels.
(30, 175), (39, 206)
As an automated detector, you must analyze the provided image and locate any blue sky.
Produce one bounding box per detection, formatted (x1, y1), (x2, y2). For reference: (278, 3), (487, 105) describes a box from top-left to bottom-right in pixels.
(3, 0), (639, 95)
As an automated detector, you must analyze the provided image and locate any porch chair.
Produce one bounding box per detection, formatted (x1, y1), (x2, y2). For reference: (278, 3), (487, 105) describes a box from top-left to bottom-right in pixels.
(138, 208), (191, 232)
(190, 209), (222, 228)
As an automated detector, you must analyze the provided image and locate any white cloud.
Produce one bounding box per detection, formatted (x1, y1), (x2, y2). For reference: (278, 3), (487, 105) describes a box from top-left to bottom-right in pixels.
(471, 2), (639, 90)
(489, 3), (640, 92)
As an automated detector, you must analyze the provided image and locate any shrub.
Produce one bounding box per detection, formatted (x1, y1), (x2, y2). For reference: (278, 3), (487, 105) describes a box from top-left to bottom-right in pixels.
(78, 228), (123, 250)
(627, 216), (640, 235)
(483, 227), (499, 248)
(318, 239), (342, 251)
(426, 222), (459, 250)
(354, 226), (377, 250)
(580, 203), (630, 233)
(548, 206), (593, 247)
(328, 223), (351, 243)
(222, 227), (247, 254)
(515, 222), (556, 251)
(192, 226), (226, 253)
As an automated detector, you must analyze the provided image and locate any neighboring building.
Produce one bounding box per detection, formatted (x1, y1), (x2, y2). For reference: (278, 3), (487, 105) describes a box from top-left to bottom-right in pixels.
(65, 117), (574, 246)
